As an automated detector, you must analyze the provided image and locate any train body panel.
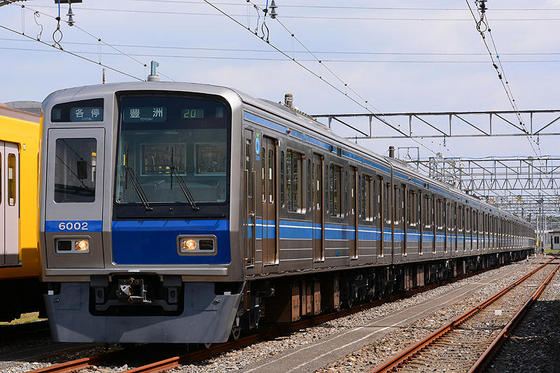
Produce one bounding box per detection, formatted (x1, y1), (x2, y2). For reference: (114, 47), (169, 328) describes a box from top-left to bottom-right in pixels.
(40, 82), (535, 343)
(0, 106), (42, 320)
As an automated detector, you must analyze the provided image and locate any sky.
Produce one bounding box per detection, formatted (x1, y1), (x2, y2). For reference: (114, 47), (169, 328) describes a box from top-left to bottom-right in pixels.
(1, 0), (560, 162)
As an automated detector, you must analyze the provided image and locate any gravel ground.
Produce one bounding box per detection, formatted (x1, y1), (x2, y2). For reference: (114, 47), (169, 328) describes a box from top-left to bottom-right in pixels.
(169, 256), (545, 373)
(317, 256), (554, 373)
(0, 256), (545, 373)
(487, 268), (560, 373)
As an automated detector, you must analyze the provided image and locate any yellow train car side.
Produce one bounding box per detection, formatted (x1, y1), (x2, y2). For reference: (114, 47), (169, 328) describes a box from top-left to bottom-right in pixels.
(0, 105), (42, 321)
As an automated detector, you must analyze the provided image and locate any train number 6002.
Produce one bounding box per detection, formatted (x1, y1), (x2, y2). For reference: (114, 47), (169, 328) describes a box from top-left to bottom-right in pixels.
(58, 221), (89, 231)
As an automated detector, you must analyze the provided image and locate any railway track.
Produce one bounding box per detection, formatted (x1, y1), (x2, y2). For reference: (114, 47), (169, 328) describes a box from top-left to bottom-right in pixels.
(27, 260), (538, 373)
(370, 258), (560, 373)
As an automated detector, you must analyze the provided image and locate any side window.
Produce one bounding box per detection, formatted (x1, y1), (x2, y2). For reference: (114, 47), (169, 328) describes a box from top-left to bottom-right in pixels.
(7, 153), (16, 206)
(54, 138), (97, 203)
(245, 138), (253, 198)
(394, 185), (400, 226)
(384, 182), (391, 224)
(280, 150), (285, 208)
(261, 147), (266, 202)
(307, 158), (311, 210)
(268, 149), (274, 203)
(377, 176), (383, 222)
(329, 164), (342, 217)
(360, 175), (373, 221)
(286, 149), (303, 213)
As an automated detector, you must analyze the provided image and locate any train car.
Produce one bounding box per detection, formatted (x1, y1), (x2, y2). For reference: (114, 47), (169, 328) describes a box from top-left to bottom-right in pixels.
(0, 104), (42, 321)
(39, 82), (535, 343)
(551, 231), (560, 250)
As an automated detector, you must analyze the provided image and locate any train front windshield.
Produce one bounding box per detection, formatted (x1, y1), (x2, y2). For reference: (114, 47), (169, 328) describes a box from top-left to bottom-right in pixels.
(115, 93), (230, 217)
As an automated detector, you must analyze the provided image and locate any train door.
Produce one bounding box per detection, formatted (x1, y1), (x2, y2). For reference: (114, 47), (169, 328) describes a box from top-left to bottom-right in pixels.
(350, 168), (358, 259)
(312, 153), (324, 262)
(261, 136), (278, 265)
(1, 142), (19, 266)
(244, 130), (256, 266)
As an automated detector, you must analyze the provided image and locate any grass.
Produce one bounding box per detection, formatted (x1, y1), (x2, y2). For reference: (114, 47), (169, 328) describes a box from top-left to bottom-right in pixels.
(544, 248), (560, 254)
(0, 312), (45, 326)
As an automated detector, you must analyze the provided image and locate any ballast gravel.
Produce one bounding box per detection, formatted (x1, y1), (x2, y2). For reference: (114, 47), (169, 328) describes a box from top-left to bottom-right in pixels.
(487, 269), (560, 373)
(0, 255), (548, 373)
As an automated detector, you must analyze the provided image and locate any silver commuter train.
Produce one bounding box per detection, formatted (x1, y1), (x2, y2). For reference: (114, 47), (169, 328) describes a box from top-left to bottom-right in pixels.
(40, 82), (535, 343)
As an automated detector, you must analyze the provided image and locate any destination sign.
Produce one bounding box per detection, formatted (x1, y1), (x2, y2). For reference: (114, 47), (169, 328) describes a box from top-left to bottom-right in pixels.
(181, 108), (204, 120)
(123, 106), (167, 123)
(68, 106), (104, 122)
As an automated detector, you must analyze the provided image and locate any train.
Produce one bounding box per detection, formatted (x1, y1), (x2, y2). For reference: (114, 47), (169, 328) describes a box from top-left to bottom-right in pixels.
(0, 104), (42, 321)
(39, 81), (535, 343)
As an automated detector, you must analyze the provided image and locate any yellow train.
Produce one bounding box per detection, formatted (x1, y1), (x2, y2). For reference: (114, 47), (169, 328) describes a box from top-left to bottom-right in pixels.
(0, 104), (42, 321)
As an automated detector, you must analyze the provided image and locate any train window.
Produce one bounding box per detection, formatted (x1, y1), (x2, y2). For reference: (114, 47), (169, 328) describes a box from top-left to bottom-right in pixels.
(7, 153), (16, 206)
(261, 147), (266, 203)
(385, 182), (391, 224)
(436, 199), (442, 229)
(280, 150), (285, 208)
(394, 185), (400, 226)
(409, 191), (416, 226)
(307, 158), (312, 211)
(245, 138), (253, 198)
(286, 149), (303, 212)
(402, 185), (407, 225)
(424, 195), (432, 228)
(376, 176), (383, 221)
(115, 94), (230, 209)
(268, 149), (274, 203)
(418, 191), (422, 228)
(54, 138), (96, 203)
(359, 175), (373, 221)
(329, 164), (342, 217)
(51, 98), (104, 123)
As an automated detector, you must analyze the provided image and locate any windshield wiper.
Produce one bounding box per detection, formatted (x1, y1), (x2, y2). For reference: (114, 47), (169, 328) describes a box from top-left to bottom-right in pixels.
(170, 166), (199, 211)
(124, 165), (153, 211)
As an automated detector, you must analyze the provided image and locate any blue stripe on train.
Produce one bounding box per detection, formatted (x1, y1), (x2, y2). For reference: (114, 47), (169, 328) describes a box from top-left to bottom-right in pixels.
(251, 219), (458, 243)
(111, 219), (231, 265)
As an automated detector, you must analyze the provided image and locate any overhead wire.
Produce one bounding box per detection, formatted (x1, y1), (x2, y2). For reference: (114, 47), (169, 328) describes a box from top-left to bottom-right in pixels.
(0, 23), (143, 81)
(25, 6), (560, 22)
(248, 0), (450, 154)
(4, 37), (560, 57)
(465, 0), (542, 161)
(135, 1), (560, 12)
(200, 0), (447, 156)
(5, 45), (560, 64)
(5, 0), (175, 81)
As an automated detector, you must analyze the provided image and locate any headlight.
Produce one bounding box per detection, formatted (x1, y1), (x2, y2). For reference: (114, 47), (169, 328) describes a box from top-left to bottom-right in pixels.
(177, 236), (216, 255)
(180, 238), (197, 252)
(74, 239), (90, 252)
(55, 238), (90, 253)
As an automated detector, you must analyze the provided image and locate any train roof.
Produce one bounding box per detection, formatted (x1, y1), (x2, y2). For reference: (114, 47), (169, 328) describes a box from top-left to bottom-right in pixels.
(0, 104), (40, 123)
(43, 81), (529, 226)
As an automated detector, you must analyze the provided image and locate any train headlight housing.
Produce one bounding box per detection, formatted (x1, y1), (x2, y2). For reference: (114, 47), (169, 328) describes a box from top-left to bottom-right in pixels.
(177, 235), (216, 255)
(181, 238), (197, 252)
(74, 239), (90, 252)
(55, 238), (90, 253)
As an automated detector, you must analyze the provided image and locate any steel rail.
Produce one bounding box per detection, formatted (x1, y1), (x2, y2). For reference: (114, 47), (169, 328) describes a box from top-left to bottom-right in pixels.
(29, 349), (125, 373)
(122, 265), (503, 373)
(30, 357), (94, 373)
(370, 257), (555, 373)
(468, 261), (560, 373)
(26, 260), (524, 373)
